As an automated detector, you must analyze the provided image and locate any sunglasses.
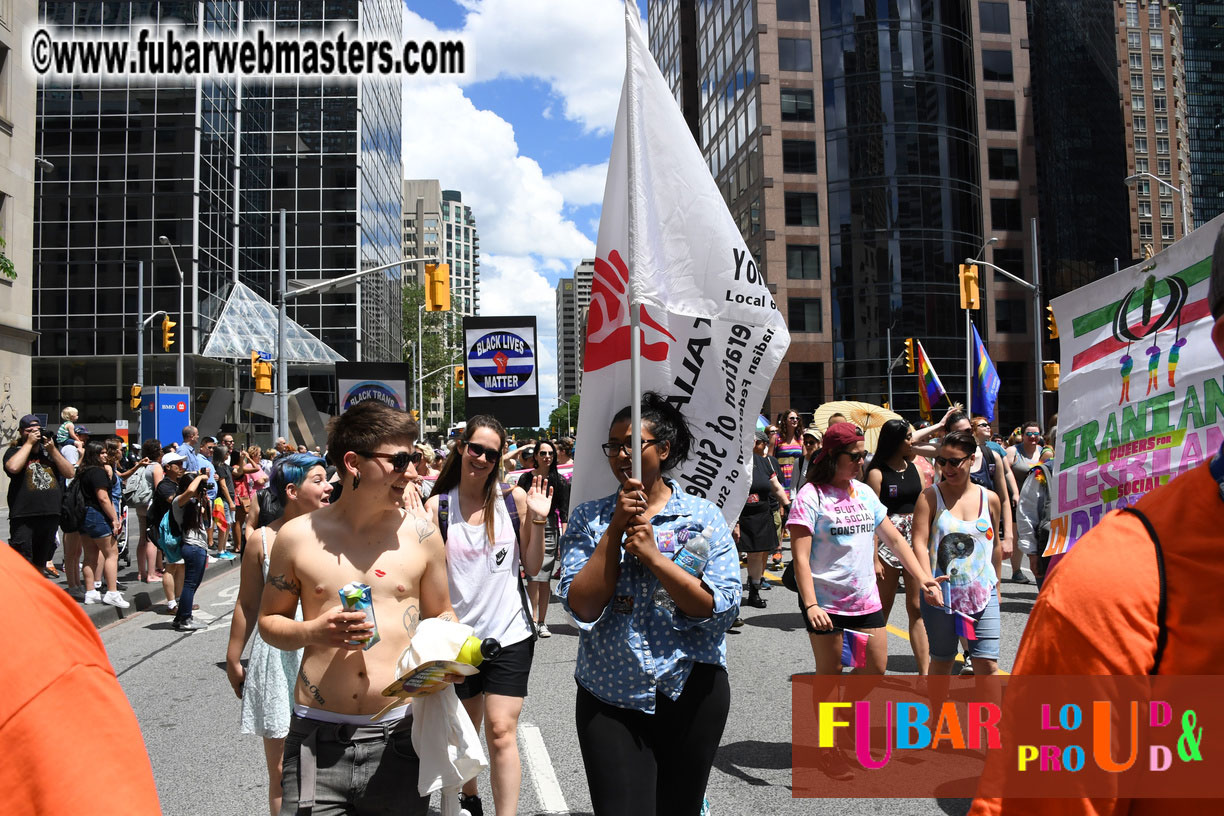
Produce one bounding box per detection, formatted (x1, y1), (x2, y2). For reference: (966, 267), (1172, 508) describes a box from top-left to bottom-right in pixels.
(935, 454), (972, 468)
(974, 422), (990, 429)
(1025, 432), (1041, 437)
(463, 441), (501, 463)
(535, 450), (554, 458)
(839, 451), (867, 463)
(356, 450), (421, 472)
(602, 439), (663, 458)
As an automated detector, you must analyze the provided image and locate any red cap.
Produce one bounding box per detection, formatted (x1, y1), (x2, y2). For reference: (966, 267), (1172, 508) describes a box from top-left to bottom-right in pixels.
(811, 421), (864, 466)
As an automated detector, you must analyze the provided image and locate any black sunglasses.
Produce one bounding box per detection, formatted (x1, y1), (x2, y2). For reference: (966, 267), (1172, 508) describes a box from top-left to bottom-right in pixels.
(463, 441), (501, 463)
(602, 439), (663, 458)
(535, 450), (555, 458)
(839, 451), (867, 463)
(356, 450), (421, 472)
(935, 454), (972, 468)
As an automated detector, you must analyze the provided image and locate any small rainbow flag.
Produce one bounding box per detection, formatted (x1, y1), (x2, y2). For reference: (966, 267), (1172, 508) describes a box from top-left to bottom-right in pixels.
(954, 610), (977, 640)
(212, 497), (229, 537)
(840, 628), (871, 668)
(914, 340), (947, 420)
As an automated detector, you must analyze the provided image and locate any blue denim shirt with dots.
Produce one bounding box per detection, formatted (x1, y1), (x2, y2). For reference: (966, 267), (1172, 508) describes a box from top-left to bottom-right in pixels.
(558, 479), (742, 713)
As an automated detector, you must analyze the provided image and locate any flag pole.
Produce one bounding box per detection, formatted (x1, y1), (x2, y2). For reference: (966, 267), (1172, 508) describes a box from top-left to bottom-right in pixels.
(625, 1), (643, 482)
(966, 309), (973, 413)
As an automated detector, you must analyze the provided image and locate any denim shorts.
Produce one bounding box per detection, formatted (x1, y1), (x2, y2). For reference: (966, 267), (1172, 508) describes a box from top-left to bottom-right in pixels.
(80, 506), (113, 539)
(920, 586), (1001, 662)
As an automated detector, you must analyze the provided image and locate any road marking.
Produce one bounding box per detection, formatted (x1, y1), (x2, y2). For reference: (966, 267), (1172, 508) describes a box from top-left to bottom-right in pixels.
(212, 584), (240, 606)
(885, 624), (1011, 676)
(519, 722), (569, 815)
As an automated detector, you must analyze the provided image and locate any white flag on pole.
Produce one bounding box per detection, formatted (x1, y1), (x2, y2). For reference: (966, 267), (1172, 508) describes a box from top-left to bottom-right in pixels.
(569, 0), (791, 523)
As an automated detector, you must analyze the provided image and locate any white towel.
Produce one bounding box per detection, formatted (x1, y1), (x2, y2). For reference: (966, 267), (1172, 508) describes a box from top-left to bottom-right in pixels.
(399, 619), (488, 802)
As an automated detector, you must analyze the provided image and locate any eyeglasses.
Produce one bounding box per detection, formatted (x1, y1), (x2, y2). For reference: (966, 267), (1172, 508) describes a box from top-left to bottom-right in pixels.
(838, 451), (868, 463)
(766, 427), (778, 434)
(356, 450), (421, 472)
(602, 439), (663, 458)
(463, 441), (501, 463)
(934, 454), (972, 468)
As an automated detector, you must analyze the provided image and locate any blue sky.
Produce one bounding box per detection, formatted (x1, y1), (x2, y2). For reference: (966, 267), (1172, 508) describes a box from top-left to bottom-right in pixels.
(401, 0), (633, 425)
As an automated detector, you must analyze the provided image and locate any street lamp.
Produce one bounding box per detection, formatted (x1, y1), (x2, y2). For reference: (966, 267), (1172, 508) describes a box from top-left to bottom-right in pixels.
(965, 256), (1044, 429)
(557, 396), (574, 435)
(974, 236), (999, 261)
(156, 235), (186, 387)
(1124, 172), (1192, 238)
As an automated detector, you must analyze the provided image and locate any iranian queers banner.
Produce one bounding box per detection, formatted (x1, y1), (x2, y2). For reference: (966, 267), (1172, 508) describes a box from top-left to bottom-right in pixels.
(1046, 213), (1224, 557)
(569, 0), (791, 523)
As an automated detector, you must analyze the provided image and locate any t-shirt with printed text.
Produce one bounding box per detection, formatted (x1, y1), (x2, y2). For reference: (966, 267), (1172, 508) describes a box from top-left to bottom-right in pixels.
(787, 479), (888, 615)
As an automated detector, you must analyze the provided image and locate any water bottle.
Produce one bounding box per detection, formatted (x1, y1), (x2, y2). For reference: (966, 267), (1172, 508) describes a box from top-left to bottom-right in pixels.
(456, 636), (502, 668)
(673, 527), (712, 578)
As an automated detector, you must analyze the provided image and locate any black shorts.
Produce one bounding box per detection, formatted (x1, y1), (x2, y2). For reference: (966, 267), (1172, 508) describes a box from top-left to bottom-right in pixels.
(796, 594), (886, 635)
(455, 637), (535, 699)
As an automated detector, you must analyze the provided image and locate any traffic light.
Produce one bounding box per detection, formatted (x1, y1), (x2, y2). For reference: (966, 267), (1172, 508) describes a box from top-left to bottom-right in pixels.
(1043, 362), (1060, 392)
(454, 365), (465, 389)
(250, 350), (260, 376)
(904, 337), (916, 374)
(1046, 304), (1059, 339)
(254, 361), (273, 394)
(161, 316), (177, 351)
(129, 384), (142, 412)
(958, 264), (980, 310)
(410, 409), (420, 422)
(425, 263), (451, 312)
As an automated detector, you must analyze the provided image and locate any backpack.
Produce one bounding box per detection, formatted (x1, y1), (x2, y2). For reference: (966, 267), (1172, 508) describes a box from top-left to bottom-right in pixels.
(59, 474), (89, 533)
(123, 465), (154, 510)
(438, 483), (538, 641)
(154, 507), (183, 563)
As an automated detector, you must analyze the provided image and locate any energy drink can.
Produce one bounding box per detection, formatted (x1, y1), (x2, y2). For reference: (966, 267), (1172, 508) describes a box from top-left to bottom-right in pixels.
(338, 582), (380, 650)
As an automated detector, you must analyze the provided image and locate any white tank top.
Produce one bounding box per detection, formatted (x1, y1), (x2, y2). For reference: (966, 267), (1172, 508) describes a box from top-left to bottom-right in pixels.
(444, 487), (534, 647)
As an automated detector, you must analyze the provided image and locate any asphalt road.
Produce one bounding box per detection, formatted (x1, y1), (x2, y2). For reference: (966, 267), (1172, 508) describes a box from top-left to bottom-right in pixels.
(104, 554), (1037, 815)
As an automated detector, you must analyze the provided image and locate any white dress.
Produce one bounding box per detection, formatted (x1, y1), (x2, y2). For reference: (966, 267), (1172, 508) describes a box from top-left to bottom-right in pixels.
(239, 527), (302, 739)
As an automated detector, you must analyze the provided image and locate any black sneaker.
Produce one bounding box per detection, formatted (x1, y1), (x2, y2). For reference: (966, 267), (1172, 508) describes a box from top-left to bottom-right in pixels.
(816, 747), (855, 781)
(458, 793), (484, 816)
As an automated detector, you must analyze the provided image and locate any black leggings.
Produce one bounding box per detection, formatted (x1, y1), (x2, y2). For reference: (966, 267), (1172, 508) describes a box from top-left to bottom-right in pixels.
(575, 662), (730, 816)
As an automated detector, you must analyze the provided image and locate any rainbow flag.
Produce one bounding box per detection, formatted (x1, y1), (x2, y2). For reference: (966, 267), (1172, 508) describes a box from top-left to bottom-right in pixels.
(970, 323), (1001, 421)
(212, 497), (229, 537)
(840, 628), (870, 668)
(954, 610), (977, 640)
(914, 340), (947, 420)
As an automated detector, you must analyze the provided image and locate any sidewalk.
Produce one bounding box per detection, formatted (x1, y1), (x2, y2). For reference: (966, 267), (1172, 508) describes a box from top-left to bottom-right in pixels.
(1, 506), (243, 629)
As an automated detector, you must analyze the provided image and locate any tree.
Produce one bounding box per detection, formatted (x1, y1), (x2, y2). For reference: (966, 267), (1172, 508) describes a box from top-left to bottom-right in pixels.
(548, 395), (580, 436)
(402, 282), (465, 436)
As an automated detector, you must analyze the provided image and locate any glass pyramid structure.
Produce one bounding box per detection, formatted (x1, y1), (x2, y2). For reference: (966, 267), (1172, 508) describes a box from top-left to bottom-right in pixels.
(201, 282), (345, 364)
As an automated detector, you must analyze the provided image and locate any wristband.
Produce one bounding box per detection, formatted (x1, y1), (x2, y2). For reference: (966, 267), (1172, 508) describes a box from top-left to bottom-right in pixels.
(531, 518), (547, 525)
(805, 603), (819, 611)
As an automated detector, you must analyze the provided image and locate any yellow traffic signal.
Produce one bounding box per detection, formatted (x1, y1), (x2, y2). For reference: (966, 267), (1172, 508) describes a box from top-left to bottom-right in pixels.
(958, 264), (980, 310)
(161, 316), (177, 351)
(250, 350), (260, 376)
(454, 365), (465, 389)
(1043, 362), (1060, 391)
(425, 263), (451, 312)
(410, 409), (420, 422)
(1046, 304), (1059, 339)
(904, 337), (916, 374)
(254, 361), (273, 394)
(129, 384), (142, 412)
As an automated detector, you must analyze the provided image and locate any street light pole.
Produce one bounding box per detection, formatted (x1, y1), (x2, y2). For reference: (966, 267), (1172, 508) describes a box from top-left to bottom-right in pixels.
(157, 235), (186, 387)
(1124, 171), (1192, 238)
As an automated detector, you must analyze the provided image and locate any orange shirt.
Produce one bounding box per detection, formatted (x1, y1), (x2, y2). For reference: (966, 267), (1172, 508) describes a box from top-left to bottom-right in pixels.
(969, 459), (1224, 816)
(0, 544), (161, 815)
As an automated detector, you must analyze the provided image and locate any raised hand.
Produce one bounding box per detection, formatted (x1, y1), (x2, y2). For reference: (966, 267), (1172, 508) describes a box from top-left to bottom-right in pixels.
(526, 474), (554, 518)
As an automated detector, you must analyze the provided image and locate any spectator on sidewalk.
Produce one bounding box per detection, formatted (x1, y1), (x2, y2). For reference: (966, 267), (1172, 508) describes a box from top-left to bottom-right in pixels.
(78, 441), (129, 609)
(58, 424), (89, 469)
(4, 415), (74, 573)
(148, 452), (188, 614)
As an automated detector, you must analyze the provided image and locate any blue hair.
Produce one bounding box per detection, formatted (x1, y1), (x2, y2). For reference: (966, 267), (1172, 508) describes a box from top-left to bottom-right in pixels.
(256, 453), (326, 528)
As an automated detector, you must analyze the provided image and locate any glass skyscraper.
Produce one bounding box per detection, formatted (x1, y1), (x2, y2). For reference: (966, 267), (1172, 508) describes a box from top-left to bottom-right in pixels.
(1180, 0), (1224, 226)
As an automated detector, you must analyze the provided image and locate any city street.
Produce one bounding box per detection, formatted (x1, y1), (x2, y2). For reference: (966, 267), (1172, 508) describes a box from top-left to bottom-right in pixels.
(103, 550), (1037, 816)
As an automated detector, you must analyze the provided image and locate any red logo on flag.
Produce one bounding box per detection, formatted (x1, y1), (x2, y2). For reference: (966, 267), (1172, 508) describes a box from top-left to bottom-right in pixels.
(583, 250), (675, 372)
(493, 351), (509, 374)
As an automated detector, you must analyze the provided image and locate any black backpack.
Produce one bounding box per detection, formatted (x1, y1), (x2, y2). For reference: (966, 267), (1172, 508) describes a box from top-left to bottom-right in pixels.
(60, 473), (89, 533)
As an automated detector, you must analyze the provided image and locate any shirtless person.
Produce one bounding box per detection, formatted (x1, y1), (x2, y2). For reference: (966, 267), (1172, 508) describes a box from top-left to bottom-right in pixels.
(259, 401), (457, 816)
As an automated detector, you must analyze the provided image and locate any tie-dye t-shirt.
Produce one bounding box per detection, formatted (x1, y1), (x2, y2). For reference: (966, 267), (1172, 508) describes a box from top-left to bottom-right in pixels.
(787, 480), (888, 615)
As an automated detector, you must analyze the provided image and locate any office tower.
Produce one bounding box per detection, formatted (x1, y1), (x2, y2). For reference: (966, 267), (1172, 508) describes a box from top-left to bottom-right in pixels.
(1179, 0), (1224, 226)
(556, 277), (578, 401)
(647, 0), (1050, 419)
(402, 180), (481, 316)
(573, 258), (594, 397)
(0, 0), (39, 490)
(1116, 0), (1195, 258)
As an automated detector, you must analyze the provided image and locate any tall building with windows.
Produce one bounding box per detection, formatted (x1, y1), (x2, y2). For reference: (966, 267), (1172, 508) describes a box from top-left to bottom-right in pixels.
(1116, 0), (1194, 258)
(31, 1), (403, 433)
(1179, 0), (1224, 226)
(555, 278), (578, 401)
(402, 180), (481, 316)
(647, 0), (1051, 419)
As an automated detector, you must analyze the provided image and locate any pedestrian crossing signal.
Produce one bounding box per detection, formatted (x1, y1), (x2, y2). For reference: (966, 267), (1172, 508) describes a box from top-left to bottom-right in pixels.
(958, 264), (980, 310)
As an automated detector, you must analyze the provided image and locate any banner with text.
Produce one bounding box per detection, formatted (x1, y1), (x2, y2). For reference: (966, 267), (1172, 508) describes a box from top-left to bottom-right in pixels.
(463, 316), (539, 428)
(1046, 213), (1224, 556)
(336, 362), (412, 413)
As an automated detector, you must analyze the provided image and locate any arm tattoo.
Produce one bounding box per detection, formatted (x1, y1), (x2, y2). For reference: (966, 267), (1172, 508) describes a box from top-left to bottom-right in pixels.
(415, 518), (437, 540)
(297, 667), (325, 706)
(268, 573), (301, 596)
(402, 604), (420, 637)
(437, 611), (458, 623)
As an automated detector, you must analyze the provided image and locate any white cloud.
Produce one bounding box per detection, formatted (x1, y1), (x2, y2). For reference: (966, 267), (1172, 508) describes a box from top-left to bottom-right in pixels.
(403, 0), (626, 134)
(546, 162), (608, 209)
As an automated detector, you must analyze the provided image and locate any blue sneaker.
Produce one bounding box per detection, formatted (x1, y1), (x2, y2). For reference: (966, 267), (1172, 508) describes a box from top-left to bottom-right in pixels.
(218, 551), (237, 561)
(700, 798), (711, 816)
